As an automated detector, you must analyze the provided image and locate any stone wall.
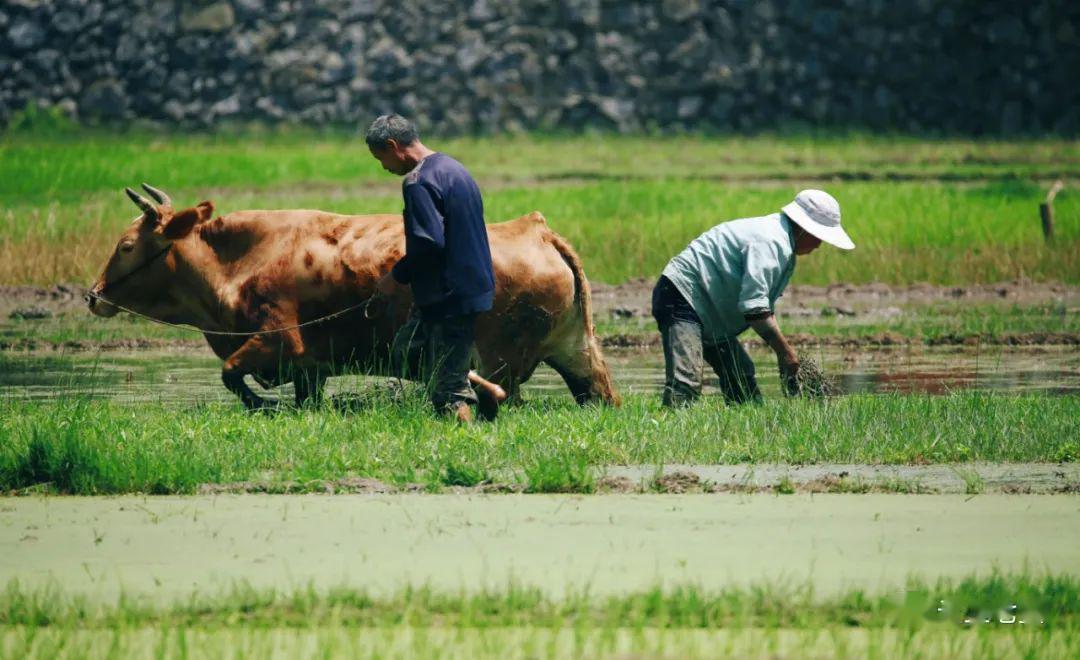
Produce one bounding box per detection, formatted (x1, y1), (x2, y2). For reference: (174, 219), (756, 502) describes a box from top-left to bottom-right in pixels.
(2, 0), (1077, 134)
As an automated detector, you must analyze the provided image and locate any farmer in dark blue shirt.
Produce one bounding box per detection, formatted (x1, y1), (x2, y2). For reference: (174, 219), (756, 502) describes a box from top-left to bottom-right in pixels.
(365, 114), (505, 422)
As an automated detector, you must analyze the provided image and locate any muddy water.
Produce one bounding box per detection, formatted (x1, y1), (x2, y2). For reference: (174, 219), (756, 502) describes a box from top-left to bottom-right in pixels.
(2, 494), (1078, 601)
(0, 345), (1077, 404)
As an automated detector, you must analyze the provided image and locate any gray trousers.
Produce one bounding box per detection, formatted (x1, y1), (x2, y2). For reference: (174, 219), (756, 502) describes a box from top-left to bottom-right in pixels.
(391, 310), (478, 413)
(660, 320), (762, 407)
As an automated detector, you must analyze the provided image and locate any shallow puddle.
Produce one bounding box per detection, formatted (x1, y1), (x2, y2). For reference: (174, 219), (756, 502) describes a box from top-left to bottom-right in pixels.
(0, 345), (1076, 404)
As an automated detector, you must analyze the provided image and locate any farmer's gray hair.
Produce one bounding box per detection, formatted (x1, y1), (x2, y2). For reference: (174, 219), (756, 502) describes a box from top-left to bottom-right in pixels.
(365, 114), (419, 150)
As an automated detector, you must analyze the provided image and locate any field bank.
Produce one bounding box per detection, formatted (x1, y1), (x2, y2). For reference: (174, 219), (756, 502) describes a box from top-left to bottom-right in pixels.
(3, 494), (1078, 601)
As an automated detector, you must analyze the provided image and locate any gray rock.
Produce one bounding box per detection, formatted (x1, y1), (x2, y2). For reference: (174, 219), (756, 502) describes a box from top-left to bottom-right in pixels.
(180, 2), (235, 33)
(547, 30), (578, 53)
(51, 10), (81, 34)
(460, 42), (491, 73)
(563, 0), (600, 27)
(161, 99), (186, 121)
(79, 79), (128, 120)
(595, 96), (635, 125)
(468, 0), (497, 23)
(233, 0), (265, 19)
(661, 0), (700, 22)
(210, 94), (241, 117)
(255, 96), (286, 119)
(677, 95), (702, 119)
(7, 18), (45, 51)
(343, 0), (379, 20)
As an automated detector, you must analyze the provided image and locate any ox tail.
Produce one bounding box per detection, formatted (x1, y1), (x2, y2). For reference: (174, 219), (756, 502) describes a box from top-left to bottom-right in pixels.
(546, 229), (621, 407)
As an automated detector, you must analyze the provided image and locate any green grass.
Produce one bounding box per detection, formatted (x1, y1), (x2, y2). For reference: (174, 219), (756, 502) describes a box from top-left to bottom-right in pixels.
(1, 575), (1076, 658)
(3, 129), (1077, 206)
(2, 574), (1075, 629)
(1, 131), (1077, 285)
(1, 393), (1075, 495)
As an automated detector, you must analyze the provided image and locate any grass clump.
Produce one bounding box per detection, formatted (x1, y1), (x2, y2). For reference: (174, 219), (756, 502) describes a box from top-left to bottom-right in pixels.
(1, 573), (1076, 630)
(1, 574), (1077, 657)
(0, 392), (1076, 495)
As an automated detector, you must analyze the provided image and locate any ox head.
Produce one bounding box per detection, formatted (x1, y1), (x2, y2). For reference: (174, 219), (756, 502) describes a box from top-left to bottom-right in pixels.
(87, 184), (214, 317)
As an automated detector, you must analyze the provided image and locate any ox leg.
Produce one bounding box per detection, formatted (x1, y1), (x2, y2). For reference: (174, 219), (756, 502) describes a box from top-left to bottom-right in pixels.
(222, 369), (269, 410)
(294, 368), (328, 408)
(477, 360), (536, 406)
(221, 336), (289, 411)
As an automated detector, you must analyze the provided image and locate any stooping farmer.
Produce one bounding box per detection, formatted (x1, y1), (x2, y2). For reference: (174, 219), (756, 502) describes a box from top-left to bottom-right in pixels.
(652, 190), (854, 407)
(365, 114), (506, 422)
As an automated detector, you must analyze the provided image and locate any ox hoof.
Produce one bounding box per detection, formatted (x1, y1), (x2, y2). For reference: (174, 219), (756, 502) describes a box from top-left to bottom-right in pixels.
(475, 383), (507, 422)
(246, 398), (286, 414)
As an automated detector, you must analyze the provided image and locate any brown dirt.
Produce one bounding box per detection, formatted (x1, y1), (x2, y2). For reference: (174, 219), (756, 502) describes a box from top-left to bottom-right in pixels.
(0, 338), (206, 351)
(600, 331), (1080, 349)
(197, 477), (399, 495)
(196, 478), (529, 496)
(653, 471), (704, 494)
(594, 475), (637, 494)
(4, 280), (1076, 315)
(592, 278), (1078, 320)
(187, 465), (1079, 497)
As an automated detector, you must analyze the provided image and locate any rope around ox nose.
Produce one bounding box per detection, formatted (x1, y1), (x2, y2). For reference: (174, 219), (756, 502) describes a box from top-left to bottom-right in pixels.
(84, 290), (381, 337)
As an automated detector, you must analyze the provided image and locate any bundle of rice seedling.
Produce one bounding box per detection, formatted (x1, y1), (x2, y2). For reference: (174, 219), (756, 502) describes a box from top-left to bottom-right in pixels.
(795, 354), (836, 399)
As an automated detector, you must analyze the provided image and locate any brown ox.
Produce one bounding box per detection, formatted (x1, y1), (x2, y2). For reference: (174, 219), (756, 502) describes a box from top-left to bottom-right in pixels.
(87, 184), (620, 410)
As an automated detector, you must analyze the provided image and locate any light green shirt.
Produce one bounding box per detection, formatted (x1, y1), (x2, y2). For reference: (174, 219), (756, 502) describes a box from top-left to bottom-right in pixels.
(662, 213), (797, 341)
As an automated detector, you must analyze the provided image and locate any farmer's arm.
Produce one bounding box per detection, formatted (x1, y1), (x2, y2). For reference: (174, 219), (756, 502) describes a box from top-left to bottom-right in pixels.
(738, 243), (801, 395)
(392, 182), (446, 284)
(747, 313), (800, 395)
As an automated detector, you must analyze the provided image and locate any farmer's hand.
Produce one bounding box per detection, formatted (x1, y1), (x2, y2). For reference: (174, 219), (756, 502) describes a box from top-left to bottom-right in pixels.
(778, 352), (801, 397)
(364, 273), (397, 319)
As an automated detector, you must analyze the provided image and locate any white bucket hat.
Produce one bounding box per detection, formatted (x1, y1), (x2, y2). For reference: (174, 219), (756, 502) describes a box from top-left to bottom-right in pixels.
(781, 189), (854, 250)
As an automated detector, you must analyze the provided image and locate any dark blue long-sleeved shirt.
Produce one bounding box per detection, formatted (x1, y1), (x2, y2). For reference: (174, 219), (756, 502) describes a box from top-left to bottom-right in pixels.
(391, 153), (495, 318)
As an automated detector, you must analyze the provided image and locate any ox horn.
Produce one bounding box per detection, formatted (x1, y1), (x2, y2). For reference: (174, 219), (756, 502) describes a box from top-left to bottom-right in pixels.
(141, 182), (172, 208)
(125, 187), (159, 220)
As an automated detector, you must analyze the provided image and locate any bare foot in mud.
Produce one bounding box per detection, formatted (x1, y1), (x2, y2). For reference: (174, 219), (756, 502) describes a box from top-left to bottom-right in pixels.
(453, 404), (474, 424)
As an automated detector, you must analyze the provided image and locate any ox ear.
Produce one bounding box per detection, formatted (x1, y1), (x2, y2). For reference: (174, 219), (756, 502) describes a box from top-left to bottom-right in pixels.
(159, 201), (214, 240)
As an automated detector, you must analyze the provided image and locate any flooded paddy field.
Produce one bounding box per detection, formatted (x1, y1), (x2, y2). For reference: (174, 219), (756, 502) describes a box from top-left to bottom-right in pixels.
(5, 494), (1079, 658)
(3, 494), (1079, 601)
(1, 344), (1078, 405)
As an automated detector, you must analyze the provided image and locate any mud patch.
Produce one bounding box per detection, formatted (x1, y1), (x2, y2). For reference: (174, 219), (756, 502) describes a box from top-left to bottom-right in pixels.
(653, 471), (704, 494)
(2, 281), (1076, 321)
(594, 475), (637, 494)
(603, 463), (1080, 495)
(591, 279), (1077, 318)
(197, 477), (399, 495)
(0, 338), (206, 352)
(199, 478), (530, 496)
(599, 331), (1080, 349)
